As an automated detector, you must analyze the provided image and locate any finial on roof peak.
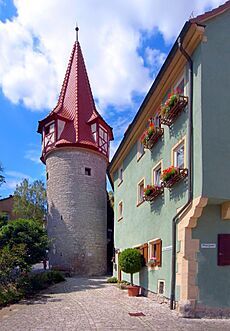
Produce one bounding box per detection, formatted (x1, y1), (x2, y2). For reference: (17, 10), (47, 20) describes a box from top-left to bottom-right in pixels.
(75, 22), (79, 42)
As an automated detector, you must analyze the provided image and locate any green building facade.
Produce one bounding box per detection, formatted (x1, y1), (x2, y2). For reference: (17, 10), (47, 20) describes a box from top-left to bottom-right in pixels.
(109, 3), (230, 318)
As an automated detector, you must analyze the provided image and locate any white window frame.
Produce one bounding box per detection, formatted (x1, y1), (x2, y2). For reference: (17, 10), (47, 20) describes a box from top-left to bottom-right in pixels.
(152, 160), (163, 187)
(137, 178), (145, 206)
(157, 280), (165, 295)
(173, 71), (186, 96)
(171, 136), (186, 169)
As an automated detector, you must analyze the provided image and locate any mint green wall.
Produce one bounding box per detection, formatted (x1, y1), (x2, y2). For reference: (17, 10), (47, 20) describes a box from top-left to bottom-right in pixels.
(201, 10), (230, 200)
(114, 105), (190, 298)
(193, 204), (230, 307)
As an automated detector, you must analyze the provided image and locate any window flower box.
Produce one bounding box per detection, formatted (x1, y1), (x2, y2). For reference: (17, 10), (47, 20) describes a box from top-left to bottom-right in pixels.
(147, 257), (157, 267)
(161, 166), (188, 189)
(140, 121), (164, 150)
(160, 93), (188, 127)
(143, 184), (164, 202)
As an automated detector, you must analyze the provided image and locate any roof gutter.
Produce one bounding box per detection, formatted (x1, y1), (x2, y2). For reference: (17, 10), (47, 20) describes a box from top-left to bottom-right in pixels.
(170, 37), (194, 310)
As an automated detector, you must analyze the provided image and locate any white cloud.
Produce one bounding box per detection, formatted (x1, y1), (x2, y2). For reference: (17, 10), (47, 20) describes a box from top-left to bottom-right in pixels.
(4, 170), (33, 191)
(25, 149), (41, 164)
(0, 0), (225, 112)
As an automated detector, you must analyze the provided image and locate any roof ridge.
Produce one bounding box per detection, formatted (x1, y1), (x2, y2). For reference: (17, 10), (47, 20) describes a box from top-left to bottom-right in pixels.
(190, 0), (230, 23)
(53, 42), (77, 113)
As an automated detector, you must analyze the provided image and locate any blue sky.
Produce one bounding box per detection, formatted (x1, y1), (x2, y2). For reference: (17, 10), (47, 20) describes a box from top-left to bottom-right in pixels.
(0, 0), (225, 197)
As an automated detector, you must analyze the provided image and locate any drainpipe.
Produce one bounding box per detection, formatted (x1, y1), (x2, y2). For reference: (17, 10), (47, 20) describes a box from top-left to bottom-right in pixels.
(170, 37), (193, 310)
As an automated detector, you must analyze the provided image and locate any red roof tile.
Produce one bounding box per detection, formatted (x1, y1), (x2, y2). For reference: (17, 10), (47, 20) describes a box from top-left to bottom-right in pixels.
(190, 0), (230, 23)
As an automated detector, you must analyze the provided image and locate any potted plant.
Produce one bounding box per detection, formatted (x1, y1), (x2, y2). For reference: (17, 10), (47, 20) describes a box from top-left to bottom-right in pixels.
(160, 91), (180, 118)
(161, 166), (178, 183)
(143, 184), (163, 201)
(118, 248), (142, 296)
(147, 256), (157, 266)
(140, 121), (156, 146)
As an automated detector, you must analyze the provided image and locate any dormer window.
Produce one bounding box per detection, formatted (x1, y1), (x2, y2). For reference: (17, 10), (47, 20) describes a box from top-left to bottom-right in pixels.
(98, 125), (108, 155)
(43, 121), (56, 152)
(91, 123), (97, 143)
(45, 122), (55, 136)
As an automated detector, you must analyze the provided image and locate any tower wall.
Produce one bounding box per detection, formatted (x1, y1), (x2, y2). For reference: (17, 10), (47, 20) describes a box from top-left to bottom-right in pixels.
(46, 148), (107, 276)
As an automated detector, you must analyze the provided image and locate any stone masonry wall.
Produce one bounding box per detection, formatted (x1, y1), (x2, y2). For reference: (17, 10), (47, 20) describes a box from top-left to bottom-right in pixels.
(46, 148), (107, 276)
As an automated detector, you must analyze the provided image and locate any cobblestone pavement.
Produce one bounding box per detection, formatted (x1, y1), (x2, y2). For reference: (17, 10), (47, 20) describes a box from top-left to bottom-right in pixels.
(1, 277), (230, 331)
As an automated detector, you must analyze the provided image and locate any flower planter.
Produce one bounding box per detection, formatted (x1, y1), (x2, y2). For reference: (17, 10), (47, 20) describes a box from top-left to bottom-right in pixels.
(127, 285), (140, 297)
(144, 185), (164, 202)
(161, 95), (188, 127)
(143, 127), (164, 150)
(163, 168), (188, 189)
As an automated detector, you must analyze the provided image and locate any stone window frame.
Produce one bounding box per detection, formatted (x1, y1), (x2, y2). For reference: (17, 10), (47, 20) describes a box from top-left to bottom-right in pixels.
(118, 200), (123, 221)
(137, 177), (145, 207)
(118, 164), (123, 187)
(152, 160), (163, 187)
(171, 135), (187, 169)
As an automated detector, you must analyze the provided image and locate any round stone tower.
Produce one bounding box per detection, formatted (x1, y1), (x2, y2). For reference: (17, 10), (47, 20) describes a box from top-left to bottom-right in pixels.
(37, 39), (113, 275)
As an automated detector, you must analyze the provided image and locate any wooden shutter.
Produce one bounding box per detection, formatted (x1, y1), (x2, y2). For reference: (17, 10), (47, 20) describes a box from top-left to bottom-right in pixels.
(218, 234), (230, 266)
(143, 243), (148, 264)
(156, 239), (162, 267)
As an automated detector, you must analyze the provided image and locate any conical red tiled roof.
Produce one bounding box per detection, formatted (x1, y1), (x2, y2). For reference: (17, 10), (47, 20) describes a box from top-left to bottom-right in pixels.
(38, 41), (113, 160)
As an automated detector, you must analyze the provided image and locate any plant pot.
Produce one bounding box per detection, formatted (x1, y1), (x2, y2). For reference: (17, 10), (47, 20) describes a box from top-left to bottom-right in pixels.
(127, 285), (140, 297)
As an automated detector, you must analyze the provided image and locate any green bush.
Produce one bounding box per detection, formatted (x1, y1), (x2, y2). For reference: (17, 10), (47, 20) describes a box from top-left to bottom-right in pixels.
(107, 276), (118, 283)
(0, 284), (23, 306)
(18, 271), (65, 295)
(118, 248), (142, 285)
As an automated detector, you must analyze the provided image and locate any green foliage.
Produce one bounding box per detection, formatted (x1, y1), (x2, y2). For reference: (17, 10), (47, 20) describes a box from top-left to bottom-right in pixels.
(0, 271), (65, 307)
(0, 284), (23, 306)
(0, 213), (8, 229)
(13, 179), (46, 222)
(0, 218), (49, 266)
(119, 248), (142, 285)
(0, 244), (30, 285)
(107, 276), (118, 283)
(17, 271), (65, 295)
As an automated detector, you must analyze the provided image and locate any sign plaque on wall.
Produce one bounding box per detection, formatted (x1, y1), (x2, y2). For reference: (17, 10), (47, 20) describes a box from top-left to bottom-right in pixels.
(201, 243), (216, 249)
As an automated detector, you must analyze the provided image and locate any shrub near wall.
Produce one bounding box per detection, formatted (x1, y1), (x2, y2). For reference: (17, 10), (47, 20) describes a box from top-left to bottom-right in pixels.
(0, 271), (65, 307)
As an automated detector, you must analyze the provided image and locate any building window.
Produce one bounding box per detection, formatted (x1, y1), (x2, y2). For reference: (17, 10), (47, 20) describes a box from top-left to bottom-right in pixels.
(44, 122), (55, 136)
(85, 167), (91, 176)
(148, 239), (162, 267)
(118, 201), (123, 221)
(98, 125), (108, 155)
(91, 123), (97, 143)
(46, 172), (49, 180)
(118, 165), (123, 185)
(158, 280), (165, 295)
(154, 113), (161, 127)
(218, 234), (230, 266)
(137, 179), (145, 205)
(153, 161), (162, 187)
(137, 139), (145, 161)
(173, 140), (185, 169)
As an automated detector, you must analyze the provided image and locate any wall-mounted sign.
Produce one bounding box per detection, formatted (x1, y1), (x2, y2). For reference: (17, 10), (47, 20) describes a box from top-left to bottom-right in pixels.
(162, 245), (172, 252)
(201, 243), (216, 249)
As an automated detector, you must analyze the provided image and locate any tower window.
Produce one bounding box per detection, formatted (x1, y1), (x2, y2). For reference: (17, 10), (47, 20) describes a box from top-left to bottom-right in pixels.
(46, 172), (49, 180)
(85, 167), (91, 176)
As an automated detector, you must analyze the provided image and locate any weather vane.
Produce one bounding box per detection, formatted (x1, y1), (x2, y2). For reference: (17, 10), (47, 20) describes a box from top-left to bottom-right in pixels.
(75, 22), (79, 42)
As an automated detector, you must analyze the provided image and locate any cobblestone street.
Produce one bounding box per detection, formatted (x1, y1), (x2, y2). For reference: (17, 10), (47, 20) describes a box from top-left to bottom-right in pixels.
(1, 277), (230, 331)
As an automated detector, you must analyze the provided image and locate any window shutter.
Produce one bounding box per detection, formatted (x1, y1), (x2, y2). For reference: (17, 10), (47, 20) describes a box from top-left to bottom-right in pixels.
(218, 234), (230, 266)
(143, 243), (148, 263)
(156, 240), (162, 267)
